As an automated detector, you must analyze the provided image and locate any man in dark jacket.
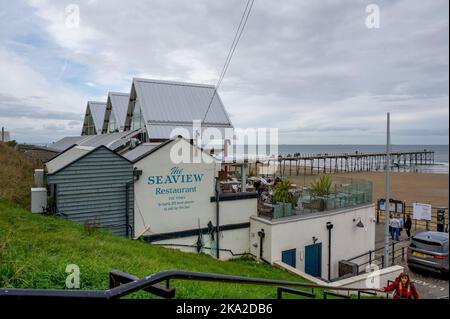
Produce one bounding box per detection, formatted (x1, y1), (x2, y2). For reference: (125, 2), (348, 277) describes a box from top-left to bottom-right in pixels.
(404, 214), (412, 239)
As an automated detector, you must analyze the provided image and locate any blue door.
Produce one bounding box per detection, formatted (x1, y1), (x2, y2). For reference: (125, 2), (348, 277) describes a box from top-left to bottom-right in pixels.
(305, 243), (322, 277)
(281, 249), (296, 268)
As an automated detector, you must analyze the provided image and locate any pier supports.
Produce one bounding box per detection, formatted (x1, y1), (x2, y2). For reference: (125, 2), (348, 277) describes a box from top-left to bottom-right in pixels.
(274, 150), (435, 176)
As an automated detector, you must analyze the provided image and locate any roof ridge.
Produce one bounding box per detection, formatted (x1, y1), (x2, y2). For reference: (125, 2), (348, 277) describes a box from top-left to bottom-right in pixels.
(87, 101), (107, 105)
(108, 92), (130, 96)
(133, 77), (216, 89)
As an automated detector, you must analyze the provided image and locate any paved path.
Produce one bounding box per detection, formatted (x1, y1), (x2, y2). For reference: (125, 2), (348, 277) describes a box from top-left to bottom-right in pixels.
(375, 223), (449, 299)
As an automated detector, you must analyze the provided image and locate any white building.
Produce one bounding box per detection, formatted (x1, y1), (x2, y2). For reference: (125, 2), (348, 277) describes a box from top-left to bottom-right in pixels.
(249, 204), (375, 280)
(123, 137), (257, 259)
(1, 129), (10, 142)
(42, 133), (376, 280)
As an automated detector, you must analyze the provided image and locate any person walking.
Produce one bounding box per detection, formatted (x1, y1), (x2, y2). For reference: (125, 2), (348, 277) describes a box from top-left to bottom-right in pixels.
(398, 214), (404, 238)
(404, 214), (412, 239)
(391, 215), (400, 241)
(380, 272), (419, 299)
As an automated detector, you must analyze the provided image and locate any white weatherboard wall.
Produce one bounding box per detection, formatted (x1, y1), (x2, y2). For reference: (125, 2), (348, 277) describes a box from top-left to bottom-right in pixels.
(133, 138), (256, 259)
(250, 204), (376, 279)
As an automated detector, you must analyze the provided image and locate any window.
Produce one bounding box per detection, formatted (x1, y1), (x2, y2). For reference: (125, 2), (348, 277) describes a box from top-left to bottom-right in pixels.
(84, 110), (96, 135)
(108, 111), (118, 133)
(131, 99), (145, 131)
(410, 238), (445, 253)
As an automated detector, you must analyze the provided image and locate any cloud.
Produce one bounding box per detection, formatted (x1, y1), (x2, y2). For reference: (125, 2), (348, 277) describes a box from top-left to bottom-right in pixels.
(0, 0), (448, 144)
(0, 94), (83, 121)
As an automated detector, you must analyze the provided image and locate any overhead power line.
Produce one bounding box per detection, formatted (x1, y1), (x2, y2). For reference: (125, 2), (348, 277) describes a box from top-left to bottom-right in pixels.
(202, 0), (255, 123)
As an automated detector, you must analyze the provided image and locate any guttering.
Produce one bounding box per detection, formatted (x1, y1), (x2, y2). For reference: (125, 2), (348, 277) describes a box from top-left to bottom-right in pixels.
(215, 178), (220, 259)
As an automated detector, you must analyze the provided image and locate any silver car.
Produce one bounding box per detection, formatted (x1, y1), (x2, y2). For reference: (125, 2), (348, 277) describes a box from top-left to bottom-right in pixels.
(407, 231), (449, 276)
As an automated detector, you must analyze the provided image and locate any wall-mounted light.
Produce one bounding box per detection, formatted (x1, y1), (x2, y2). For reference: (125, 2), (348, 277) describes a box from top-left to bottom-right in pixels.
(353, 217), (365, 228)
(312, 236), (318, 244)
(133, 167), (143, 181)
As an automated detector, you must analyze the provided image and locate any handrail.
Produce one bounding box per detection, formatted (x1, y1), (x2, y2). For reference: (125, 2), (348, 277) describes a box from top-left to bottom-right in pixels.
(0, 269), (382, 300)
(323, 291), (351, 299)
(347, 239), (410, 262)
(277, 287), (315, 299)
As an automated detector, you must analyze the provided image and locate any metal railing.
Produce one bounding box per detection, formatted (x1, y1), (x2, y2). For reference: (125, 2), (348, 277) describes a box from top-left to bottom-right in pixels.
(0, 269), (383, 300)
(258, 178), (373, 220)
(376, 205), (449, 232)
(346, 239), (411, 275)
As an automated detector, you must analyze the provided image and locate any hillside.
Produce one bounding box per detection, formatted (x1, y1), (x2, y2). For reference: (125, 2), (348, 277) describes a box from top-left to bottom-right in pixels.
(0, 198), (312, 299)
(0, 142), (38, 209)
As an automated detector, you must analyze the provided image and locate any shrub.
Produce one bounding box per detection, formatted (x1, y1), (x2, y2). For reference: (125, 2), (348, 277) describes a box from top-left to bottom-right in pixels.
(309, 174), (332, 197)
(272, 179), (294, 205)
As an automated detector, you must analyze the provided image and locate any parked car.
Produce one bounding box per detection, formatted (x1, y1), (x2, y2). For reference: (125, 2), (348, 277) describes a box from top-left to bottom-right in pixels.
(407, 231), (449, 276)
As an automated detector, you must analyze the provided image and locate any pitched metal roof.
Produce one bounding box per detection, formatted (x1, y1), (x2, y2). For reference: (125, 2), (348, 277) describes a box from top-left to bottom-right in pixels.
(107, 92), (129, 131)
(132, 78), (234, 127)
(46, 146), (94, 174)
(121, 136), (218, 164)
(122, 143), (161, 162)
(87, 101), (107, 134)
(45, 145), (133, 175)
(50, 136), (86, 152)
(49, 131), (140, 152)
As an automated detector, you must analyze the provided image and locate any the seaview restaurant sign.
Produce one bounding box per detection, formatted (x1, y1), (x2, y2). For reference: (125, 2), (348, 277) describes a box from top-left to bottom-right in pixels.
(147, 166), (205, 212)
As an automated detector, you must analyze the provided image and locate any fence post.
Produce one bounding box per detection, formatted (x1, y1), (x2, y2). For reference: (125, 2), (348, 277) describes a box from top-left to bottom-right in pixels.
(369, 250), (372, 266)
(402, 247), (405, 261)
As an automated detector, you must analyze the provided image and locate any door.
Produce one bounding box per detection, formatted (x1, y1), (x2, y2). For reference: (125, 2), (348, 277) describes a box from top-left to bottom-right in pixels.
(305, 243), (322, 277)
(281, 249), (296, 268)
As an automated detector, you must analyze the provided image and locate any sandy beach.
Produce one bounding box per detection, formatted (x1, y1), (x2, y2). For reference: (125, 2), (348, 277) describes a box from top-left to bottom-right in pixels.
(287, 172), (449, 208)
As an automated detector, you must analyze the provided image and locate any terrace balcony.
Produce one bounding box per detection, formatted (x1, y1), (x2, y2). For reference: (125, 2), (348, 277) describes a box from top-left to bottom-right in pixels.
(257, 177), (373, 221)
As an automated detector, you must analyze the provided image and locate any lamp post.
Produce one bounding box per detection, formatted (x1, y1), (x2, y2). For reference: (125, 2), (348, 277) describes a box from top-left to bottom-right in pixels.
(384, 113), (391, 267)
(326, 222), (334, 281)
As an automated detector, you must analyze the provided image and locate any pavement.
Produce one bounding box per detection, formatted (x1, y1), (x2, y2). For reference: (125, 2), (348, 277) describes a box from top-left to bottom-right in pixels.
(375, 222), (449, 299)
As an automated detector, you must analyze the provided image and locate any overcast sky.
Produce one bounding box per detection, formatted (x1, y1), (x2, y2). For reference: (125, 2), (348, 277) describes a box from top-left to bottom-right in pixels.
(0, 0), (448, 144)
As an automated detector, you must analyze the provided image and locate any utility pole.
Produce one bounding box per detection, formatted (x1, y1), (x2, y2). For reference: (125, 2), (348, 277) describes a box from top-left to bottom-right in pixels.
(384, 113), (391, 267)
(1, 126), (4, 142)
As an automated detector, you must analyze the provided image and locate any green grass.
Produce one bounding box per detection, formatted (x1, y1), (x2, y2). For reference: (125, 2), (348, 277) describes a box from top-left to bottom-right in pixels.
(0, 198), (317, 299)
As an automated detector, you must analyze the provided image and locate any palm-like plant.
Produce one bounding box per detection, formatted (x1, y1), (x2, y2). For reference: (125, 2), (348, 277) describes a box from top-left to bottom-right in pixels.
(272, 180), (294, 204)
(309, 174), (332, 197)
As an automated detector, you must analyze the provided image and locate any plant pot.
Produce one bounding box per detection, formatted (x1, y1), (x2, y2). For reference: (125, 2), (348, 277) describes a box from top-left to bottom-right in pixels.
(283, 202), (293, 217)
(273, 203), (283, 219)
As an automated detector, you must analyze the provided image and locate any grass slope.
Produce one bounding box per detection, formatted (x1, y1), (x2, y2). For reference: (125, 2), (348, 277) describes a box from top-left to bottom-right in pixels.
(0, 142), (38, 209)
(0, 198), (313, 299)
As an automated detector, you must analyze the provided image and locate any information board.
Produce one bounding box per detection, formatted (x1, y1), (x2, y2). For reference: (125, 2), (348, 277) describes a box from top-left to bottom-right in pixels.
(412, 203), (432, 221)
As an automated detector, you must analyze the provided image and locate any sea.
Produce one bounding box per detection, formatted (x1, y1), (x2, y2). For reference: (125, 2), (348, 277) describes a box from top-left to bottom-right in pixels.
(277, 145), (449, 174)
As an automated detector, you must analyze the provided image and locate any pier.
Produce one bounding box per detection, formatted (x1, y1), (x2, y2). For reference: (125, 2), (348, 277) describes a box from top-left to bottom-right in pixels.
(249, 149), (435, 176)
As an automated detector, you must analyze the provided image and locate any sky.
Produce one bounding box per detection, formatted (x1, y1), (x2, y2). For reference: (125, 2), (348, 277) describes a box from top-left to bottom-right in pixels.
(0, 0), (448, 145)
